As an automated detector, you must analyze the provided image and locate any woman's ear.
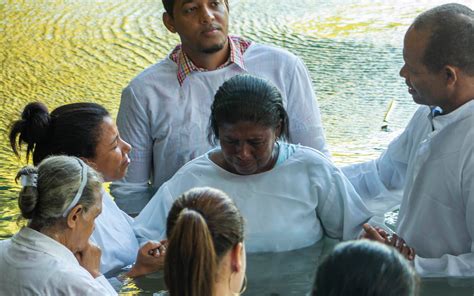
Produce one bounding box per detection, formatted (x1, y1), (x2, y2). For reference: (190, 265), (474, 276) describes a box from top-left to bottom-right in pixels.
(66, 204), (83, 229)
(275, 120), (282, 139)
(230, 242), (244, 272)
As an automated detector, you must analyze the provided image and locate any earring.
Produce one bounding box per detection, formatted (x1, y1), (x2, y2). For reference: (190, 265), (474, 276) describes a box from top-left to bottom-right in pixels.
(230, 273), (247, 295)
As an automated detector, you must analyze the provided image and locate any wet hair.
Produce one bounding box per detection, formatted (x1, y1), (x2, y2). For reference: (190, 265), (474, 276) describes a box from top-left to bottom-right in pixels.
(313, 240), (419, 296)
(9, 102), (110, 165)
(165, 187), (245, 296)
(412, 3), (474, 75)
(209, 74), (290, 145)
(16, 155), (102, 231)
(163, 0), (229, 18)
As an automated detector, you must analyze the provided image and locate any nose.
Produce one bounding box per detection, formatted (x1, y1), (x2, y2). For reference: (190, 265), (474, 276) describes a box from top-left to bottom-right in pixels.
(199, 6), (215, 24)
(120, 138), (132, 154)
(399, 64), (407, 78)
(236, 143), (252, 160)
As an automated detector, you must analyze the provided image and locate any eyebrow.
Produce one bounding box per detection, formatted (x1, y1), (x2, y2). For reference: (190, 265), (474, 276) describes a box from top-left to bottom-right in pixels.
(181, 0), (194, 5)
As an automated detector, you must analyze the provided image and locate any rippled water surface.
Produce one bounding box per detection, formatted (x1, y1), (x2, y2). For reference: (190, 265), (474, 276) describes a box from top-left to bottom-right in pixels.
(1, 0), (474, 295)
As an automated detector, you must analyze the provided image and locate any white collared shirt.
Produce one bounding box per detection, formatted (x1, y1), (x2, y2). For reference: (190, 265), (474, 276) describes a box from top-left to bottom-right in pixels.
(111, 42), (330, 215)
(342, 100), (474, 277)
(0, 227), (117, 295)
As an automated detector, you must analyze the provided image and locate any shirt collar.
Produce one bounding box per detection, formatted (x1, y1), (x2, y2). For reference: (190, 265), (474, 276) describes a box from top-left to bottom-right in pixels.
(12, 227), (80, 267)
(428, 100), (474, 131)
(170, 35), (251, 86)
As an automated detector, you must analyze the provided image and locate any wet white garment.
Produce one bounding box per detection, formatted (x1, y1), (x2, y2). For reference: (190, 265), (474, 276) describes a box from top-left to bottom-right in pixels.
(0, 227), (117, 295)
(111, 42), (329, 215)
(342, 101), (474, 277)
(90, 190), (139, 276)
(133, 143), (372, 253)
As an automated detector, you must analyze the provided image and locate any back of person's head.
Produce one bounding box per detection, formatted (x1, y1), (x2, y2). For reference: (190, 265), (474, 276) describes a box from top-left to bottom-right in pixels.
(165, 187), (245, 296)
(16, 155), (102, 231)
(209, 74), (289, 144)
(162, 0), (229, 17)
(412, 3), (474, 75)
(9, 102), (110, 165)
(313, 240), (419, 296)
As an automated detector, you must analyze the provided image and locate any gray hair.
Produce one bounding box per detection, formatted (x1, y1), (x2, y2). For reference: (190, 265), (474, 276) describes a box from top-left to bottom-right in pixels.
(412, 3), (474, 75)
(16, 155), (103, 230)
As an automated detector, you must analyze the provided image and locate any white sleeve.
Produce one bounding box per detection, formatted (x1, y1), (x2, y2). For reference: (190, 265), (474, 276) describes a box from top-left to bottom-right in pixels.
(341, 131), (410, 215)
(414, 148), (474, 277)
(56, 271), (118, 295)
(133, 184), (175, 246)
(316, 167), (374, 240)
(286, 57), (330, 158)
(111, 85), (155, 215)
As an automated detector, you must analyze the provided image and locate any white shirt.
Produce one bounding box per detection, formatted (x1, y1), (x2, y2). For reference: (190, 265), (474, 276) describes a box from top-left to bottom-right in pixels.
(91, 190), (139, 276)
(112, 42), (329, 215)
(133, 143), (372, 253)
(342, 101), (474, 277)
(0, 227), (117, 295)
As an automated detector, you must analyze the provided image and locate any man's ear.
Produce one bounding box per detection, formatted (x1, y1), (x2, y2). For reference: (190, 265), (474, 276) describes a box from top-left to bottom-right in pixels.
(444, 65), (458, 87)
(163, 12), (176, 33)
(230, 242), (244, 272)
(66, 205), (83, 229)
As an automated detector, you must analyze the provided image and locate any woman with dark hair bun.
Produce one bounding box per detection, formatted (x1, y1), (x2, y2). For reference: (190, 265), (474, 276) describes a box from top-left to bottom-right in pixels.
(313, 240), (419, 296)
(134, 74), (379, 253)
(9, 102), (165, 279)
(165, 187), (246, 296)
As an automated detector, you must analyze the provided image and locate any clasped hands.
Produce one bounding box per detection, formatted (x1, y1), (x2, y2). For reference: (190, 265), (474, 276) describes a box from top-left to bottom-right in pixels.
(362, 223), (415, 261)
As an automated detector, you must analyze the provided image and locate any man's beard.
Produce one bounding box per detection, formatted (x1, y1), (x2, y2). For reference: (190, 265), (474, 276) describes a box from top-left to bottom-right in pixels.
(201, 42), (226, 54)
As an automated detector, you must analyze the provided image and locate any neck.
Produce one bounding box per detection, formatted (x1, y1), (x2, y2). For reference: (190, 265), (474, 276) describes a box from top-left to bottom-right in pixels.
(183, 40), (230, 70)
(214, 280), (233, 296)
(39, 224), (68, 246)
(440, 76), (474, 114)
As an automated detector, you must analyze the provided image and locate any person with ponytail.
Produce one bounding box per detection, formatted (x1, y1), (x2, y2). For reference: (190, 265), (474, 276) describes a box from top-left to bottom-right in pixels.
(0, 155), (117, 295)
(165, 187), (246, 296)
(8, 102), (165, 279)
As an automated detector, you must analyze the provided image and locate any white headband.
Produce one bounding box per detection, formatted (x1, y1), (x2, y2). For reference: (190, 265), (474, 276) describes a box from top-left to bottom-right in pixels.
(20, 173), (38, 187)
(62, 159), (89, 217)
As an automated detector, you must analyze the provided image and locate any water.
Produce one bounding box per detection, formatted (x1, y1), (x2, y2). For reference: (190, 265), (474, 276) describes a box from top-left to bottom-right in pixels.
(1, 0), (474, 295)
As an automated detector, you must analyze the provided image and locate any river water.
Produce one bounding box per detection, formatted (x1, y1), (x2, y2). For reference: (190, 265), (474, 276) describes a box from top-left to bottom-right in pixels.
(1, 0), (473, 295)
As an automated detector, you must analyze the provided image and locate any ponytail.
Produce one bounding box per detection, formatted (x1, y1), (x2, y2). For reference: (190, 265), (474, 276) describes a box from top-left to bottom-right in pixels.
(165, 208), (218, 296)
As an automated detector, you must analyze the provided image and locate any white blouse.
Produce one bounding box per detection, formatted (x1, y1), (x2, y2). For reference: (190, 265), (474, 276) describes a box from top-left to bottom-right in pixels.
(0, 227), (117, 295)
(133, 143), (374, 253)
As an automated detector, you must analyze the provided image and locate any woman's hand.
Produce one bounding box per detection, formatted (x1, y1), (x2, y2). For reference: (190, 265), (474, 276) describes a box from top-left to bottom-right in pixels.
(362, 223), (415, 261)
(126, 240), (167, 278)
(75, 241), (102, 278)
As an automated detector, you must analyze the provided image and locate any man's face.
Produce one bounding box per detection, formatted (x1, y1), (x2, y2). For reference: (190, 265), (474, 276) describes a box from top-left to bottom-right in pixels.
(399, 27), (447, 108)
(164, 0), (229, 56)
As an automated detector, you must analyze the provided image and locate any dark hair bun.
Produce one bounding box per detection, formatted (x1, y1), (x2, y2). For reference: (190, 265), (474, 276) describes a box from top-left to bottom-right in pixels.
(19, 102), (51, 145)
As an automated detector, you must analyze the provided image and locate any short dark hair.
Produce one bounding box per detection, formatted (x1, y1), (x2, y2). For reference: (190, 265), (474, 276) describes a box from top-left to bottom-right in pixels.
(162, 0), (229, 18)
(9, 102), (110, 165)
(413, 3), (474, 75)
(209, 74), (290, 144)
(314, 240), (419, 296)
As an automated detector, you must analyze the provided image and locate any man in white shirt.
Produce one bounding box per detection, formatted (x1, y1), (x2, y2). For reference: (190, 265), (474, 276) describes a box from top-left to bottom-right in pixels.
(343, 3), (474, 277)
(111, 0), (330, 215)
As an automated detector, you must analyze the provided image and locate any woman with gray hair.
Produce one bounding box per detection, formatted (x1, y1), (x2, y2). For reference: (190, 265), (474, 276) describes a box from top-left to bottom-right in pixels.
(0, 155), (117, 295)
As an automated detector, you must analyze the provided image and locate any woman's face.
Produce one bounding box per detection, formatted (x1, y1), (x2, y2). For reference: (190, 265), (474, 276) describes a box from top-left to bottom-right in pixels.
(88, 117), (131, 182)
(69, 189), (102, 253)
(218, 121), (280, 175)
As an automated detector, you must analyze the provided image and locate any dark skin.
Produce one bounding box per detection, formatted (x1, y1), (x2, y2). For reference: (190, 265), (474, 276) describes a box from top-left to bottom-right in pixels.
(362, 223), (415, 261)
